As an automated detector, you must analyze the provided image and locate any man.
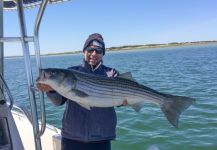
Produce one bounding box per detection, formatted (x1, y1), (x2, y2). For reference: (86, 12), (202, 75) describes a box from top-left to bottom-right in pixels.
(37, 33), (120, 150)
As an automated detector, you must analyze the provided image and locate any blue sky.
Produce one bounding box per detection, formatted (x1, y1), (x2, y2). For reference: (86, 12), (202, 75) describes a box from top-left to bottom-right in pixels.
(3, 0), (217, 56)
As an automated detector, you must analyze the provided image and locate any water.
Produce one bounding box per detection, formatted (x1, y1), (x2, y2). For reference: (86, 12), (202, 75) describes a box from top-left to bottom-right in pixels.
(4, 44), (217, 150)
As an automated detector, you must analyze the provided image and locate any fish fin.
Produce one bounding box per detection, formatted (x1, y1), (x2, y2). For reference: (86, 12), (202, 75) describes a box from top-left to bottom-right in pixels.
(71, 90), (90, 109)
(72, 89), (89, 97)
(131, 102), (144, 112)
(161, 94), (196, 128)
(78, 102), (91, 110)
(119, 72), (136, 81)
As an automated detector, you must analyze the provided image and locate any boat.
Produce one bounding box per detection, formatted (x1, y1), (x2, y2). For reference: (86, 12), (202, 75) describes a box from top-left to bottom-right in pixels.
(0, 0), (68, 149)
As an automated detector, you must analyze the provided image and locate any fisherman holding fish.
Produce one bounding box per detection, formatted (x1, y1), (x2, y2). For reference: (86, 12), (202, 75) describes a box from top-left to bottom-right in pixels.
(37, 33), (124, 150)
(37, 33), (195, 150)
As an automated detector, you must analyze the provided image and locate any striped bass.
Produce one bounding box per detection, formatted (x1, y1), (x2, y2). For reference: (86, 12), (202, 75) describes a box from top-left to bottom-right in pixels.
(36, 68), (195, 128)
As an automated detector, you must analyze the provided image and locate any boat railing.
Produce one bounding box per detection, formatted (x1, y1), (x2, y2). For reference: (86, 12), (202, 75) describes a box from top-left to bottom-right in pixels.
(16, 0), (49, 149)
(0, 0), (50, 149)
(33, 0), (49, 137)
(0, 74), (13, 110)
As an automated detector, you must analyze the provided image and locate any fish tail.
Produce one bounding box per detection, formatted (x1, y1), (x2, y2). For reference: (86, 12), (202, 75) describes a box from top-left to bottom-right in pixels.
(160, 94), (195, 128)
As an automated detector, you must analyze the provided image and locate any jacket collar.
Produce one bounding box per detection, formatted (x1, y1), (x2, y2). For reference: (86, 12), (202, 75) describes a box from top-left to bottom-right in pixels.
(83, 59), (103, 72)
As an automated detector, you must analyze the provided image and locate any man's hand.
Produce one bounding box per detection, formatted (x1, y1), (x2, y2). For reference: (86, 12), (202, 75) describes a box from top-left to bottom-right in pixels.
(37, 83), (54, 92)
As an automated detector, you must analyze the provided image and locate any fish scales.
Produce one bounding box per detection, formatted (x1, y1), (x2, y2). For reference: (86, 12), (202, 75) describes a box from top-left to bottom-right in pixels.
(74, 72), (164, 101)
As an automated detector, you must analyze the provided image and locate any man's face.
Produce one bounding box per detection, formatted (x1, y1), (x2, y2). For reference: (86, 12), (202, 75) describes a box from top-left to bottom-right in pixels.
(84, 46), (103, 66)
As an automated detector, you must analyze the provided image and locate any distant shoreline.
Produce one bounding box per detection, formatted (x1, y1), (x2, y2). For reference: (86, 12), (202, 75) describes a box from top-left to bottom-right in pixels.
(6, 41), (217, 58)
(106, 41), (217, 51)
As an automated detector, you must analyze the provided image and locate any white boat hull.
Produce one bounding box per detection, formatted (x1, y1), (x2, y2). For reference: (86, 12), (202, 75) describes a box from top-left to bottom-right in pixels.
(12, 110), (61, 150)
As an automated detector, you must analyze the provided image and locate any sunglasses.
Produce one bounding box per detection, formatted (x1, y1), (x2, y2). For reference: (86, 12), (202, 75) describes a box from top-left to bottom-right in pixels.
(86, 47), (103, 54)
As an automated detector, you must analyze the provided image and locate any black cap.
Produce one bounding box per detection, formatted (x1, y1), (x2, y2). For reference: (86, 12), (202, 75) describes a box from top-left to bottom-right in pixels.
(83, 33), (105, 55)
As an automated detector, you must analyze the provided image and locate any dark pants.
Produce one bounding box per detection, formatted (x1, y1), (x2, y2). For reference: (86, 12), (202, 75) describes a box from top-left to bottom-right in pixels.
(61, 137), (111, 150)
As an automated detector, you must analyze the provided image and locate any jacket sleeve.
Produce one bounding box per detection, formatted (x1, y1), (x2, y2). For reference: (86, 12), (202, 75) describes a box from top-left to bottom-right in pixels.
(46, 91), (67, 106)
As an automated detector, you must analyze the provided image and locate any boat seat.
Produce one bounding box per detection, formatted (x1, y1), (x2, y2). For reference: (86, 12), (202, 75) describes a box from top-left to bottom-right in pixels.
(0, 100), (12, 150)
(0, 100), (24, 150)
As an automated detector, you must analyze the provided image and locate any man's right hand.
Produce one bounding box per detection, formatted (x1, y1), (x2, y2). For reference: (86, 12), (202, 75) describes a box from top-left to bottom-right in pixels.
(37, 83), (54, 92)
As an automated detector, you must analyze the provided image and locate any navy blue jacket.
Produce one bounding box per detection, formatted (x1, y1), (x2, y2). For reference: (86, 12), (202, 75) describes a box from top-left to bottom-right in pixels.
(47, 61), (119, 142)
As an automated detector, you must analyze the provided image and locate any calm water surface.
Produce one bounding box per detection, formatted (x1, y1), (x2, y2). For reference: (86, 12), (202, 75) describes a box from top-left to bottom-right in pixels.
(4, 44), (217, 150)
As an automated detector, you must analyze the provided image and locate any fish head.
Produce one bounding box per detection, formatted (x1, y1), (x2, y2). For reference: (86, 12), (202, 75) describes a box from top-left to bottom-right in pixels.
(37, 68), (77, 90)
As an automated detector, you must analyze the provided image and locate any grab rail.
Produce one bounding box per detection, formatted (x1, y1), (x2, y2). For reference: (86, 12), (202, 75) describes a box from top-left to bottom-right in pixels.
(0, 36), (34, 43)
(0, 74), (14, 110)
(1, 0), (63, 150)
(16, 0), (49, 149)
(16, 0), (42, 149)
(34, 0), (49, 137)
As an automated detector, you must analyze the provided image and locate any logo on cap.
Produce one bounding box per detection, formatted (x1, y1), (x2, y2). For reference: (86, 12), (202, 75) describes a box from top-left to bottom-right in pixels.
(90, 40), (103, 48)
